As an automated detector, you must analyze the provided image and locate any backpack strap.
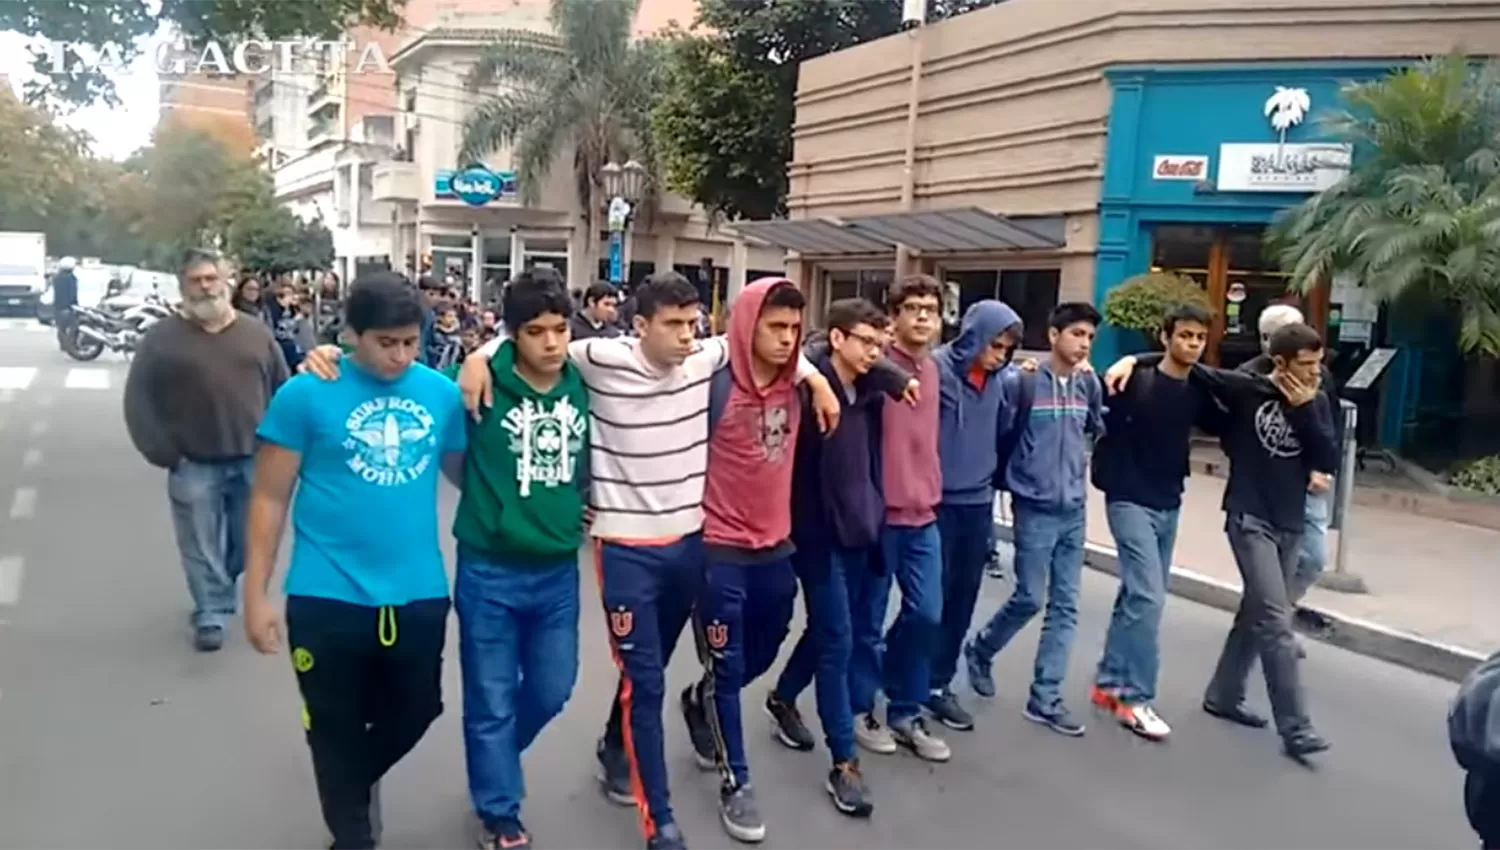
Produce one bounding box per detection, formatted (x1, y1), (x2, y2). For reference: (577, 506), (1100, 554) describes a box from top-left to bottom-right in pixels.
(994, 369), (1038, 489)
(708, 365), (734, 435)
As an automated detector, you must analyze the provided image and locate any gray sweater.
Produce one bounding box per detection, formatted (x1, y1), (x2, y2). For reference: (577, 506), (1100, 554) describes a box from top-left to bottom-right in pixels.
(123, 313), (289, 468)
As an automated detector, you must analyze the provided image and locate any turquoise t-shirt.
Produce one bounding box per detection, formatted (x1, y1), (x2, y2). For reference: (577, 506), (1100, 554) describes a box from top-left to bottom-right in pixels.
(256, 360), (467, 607)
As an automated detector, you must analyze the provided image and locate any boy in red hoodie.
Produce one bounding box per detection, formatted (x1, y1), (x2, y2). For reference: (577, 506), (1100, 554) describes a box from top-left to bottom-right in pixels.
(673, 279), (808, 845)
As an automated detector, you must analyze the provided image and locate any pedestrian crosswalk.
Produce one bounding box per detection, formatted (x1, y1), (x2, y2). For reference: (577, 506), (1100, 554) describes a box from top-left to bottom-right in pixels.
(0, 319), (51, 334)
(0, 365), (116, 395)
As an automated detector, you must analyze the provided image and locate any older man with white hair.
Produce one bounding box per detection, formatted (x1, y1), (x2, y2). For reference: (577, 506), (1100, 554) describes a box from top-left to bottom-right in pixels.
(1240, 304), (1343, 611)
(124, 248), (291, 652)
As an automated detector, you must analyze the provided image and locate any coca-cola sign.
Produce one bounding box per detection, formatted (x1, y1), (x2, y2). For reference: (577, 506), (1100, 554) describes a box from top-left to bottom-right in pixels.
(1153, 155), (1210, 180)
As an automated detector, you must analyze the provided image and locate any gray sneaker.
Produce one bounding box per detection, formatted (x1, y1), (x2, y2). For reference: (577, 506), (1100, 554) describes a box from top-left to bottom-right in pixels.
(719, 784), (766, 844)
(889, 716), (952, 762)
(853, 712), (897, 755)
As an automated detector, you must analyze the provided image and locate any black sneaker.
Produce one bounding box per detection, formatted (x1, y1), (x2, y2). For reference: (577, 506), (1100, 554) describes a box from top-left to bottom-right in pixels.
(1022, 701), (1085, 737)
(718, 784), (766, 844)
(925, 688), (975, 731)
(825, 760), (873, 818)
(764, 694), (815, 751)
(479, 817), (530, 850)
(1202, 700), (1269, 729)
(680, 683), (718, 770)
(985, 550), (1006, 580)
(646, 821), (687, 850)
(595, 736), (635, 807)
(193, 625), (224, 652)
(1283, 728), (1331, 760)
(964, 641), (996, 698)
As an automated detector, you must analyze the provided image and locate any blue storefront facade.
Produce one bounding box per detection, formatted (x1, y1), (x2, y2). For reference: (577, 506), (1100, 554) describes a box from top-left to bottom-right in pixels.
(1093, 61), (1447, 450)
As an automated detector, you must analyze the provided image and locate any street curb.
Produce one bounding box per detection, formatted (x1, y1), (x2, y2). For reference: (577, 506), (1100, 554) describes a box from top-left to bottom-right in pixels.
(992, 522), (1487, 683)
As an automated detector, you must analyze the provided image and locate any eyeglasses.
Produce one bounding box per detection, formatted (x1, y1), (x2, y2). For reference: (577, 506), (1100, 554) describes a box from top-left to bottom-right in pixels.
(898, 302), (940, 318)
(845, 330), (885, 349)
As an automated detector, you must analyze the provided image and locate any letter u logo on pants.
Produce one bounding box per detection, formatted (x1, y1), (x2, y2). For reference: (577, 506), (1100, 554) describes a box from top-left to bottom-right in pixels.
(706, 622), (729, 650)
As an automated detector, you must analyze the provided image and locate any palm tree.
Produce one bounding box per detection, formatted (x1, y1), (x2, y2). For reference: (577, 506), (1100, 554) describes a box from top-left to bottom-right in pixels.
(458, 0), (661, 278)
(1270, 54), (1500, 354)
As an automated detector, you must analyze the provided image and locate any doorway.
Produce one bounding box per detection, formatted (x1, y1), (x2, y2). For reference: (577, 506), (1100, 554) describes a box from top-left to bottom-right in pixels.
(1149, 224), (1326, 368)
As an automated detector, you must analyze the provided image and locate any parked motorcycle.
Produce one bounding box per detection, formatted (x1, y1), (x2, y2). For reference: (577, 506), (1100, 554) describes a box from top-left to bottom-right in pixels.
(60, 294), (172, 361)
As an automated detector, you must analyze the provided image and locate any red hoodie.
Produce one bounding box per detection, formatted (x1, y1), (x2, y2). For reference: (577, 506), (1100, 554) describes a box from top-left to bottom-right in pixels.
(702, 278), (804, 550)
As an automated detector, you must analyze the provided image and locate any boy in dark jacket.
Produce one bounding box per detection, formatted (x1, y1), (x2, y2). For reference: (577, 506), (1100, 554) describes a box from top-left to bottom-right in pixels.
(1451, 650), (1500, 849)
(925, 300), (1023, 733)
(767, 298), (911, 820)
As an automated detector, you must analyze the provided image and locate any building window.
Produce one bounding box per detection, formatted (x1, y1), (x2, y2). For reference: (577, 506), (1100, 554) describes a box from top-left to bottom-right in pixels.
(946, 268), (1060, 350)
(824, 269), (893, 312)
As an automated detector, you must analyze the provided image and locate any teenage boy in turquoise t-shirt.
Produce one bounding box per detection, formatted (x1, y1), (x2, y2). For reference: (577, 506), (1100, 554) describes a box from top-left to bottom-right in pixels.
(242, 272), (467, 850)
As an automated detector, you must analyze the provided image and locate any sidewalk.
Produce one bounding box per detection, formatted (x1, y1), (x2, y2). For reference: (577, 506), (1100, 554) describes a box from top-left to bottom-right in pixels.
(1063, 474), (1500, 658)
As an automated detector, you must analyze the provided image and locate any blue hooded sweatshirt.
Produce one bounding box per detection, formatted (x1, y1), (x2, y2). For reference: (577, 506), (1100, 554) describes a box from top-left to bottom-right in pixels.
(937, 300), (1023, 506)
(998, 361), (1106, 511)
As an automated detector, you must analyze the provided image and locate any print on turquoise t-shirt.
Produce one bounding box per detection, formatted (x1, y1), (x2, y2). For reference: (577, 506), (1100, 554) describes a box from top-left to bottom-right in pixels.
(256, 360), (467, 607)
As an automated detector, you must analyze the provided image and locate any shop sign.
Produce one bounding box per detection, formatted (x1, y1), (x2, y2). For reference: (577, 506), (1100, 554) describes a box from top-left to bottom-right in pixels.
(1217, 142), (1351, 193)
(434, 167), (518, 205)
(1153, 155), (1209, 180)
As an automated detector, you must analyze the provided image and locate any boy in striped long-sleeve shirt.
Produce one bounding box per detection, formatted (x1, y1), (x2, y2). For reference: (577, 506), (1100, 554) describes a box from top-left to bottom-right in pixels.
(461, 272), (842, 850)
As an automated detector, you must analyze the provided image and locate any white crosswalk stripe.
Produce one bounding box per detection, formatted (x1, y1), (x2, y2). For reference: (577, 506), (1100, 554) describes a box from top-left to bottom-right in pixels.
(0, 368), (37, 390)
(63, 368), (110, 390)
(0, 319), (49, 333)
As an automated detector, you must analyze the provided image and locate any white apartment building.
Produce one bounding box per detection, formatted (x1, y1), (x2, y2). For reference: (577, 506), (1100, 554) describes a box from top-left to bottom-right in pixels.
(252, 50), (400, 284)
(373, 10), (784, 302)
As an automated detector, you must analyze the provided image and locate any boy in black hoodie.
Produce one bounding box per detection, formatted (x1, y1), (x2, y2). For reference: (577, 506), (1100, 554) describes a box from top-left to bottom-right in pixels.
(767, 298), (909, 820)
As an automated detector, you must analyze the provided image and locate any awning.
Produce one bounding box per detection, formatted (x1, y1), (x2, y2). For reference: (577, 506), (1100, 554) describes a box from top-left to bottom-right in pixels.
(732, 207), (1066, 256)
(843, 208), (1066, 253)
(731, 219), (892, 255)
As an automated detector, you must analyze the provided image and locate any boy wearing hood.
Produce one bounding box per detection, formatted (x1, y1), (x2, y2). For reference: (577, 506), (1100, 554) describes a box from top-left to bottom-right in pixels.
(765, 298), (912, 819)
(965, 302), (1106, 737)
(669, 278), (807, 844)
(452, 274), (590, 850)
(925, 300), (1023, 733)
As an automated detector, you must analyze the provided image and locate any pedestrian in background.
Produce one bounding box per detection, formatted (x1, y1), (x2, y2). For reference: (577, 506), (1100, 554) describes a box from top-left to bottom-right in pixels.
(123, 248), (289, 652)
(1450, 650), (1500, 849)
(570, 282), (622, 340)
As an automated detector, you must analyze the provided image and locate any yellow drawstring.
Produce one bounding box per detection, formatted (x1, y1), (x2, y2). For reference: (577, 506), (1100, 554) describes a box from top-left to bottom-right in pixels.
(378, 605), (398, 647)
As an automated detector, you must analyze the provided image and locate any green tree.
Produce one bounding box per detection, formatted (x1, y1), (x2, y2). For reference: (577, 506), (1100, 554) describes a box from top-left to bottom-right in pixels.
(1270, 55), (1500, 354)
(456, 0), (661, 275)
(6, 0), (406, 107)
(0, 92), (91, 227)
(651, 0), (1001, 221)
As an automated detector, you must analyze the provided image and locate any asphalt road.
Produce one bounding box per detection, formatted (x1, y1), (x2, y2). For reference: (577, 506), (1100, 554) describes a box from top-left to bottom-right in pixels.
(0, 318), (1476, 849)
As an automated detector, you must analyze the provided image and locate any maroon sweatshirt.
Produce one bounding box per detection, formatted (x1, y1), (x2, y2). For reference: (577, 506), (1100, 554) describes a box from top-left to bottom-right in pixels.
(882, 342), (941, 526)
(702, 279), (804, 550)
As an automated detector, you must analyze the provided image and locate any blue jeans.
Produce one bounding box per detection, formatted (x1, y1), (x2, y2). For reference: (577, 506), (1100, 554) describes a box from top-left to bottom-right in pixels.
(455, 547), (580, 829)
(931, 503), (994, 692)
(1292, 486), (1332, 602)
(774, 546), (867, 764)
(880, 522), (943, 725)
(166, 457), (253, 629)
(1095, 501), (1180, 704)
(845, 549), (889, 717)
(972, 501), (1085, 712)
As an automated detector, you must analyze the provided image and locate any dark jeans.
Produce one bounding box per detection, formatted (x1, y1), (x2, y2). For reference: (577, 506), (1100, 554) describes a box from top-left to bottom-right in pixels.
(775, 546), (869, 764)
(166, 457), (253, 629)
(455, 547), (580, 830)
(285, 595), (449, 850)
(1467, 768), (1500, 849)
(931, 502), (995, 692)
(598, 535), (704, 840)
(694, 554), (798, 788)
(1204, 512), (1310, 738)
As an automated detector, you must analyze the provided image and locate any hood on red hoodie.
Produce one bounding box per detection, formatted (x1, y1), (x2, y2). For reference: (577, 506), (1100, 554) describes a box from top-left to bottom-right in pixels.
(727, 278), (804, 397)
(703, 277), (806, 550)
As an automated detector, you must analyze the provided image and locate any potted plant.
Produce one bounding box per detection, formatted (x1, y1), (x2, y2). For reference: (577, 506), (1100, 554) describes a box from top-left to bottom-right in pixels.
(1103, 271), (1213, 347)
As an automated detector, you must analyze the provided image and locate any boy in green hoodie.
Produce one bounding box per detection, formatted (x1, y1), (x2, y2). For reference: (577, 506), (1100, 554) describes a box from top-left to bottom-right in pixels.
(452, 271), (590, 850)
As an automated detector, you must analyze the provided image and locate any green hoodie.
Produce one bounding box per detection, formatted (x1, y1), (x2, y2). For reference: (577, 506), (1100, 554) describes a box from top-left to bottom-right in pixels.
(451, 340), (590, 565)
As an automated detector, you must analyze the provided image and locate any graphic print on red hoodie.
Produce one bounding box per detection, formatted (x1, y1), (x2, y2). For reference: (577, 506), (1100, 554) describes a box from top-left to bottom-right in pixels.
(702, 278), (805, 551)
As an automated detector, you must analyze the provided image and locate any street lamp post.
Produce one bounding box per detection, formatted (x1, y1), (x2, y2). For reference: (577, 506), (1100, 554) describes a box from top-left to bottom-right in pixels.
(601, 159), (647, 286)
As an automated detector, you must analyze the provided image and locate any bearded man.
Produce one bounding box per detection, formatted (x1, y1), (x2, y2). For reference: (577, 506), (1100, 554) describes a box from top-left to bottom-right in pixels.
(125, 248), (291, 652)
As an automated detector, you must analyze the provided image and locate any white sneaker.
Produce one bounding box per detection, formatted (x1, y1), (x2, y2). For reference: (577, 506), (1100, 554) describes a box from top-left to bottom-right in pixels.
(1119, 703), (1171, 741)
(853, 712), (897, 755)
(890, 716), (952, 763)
